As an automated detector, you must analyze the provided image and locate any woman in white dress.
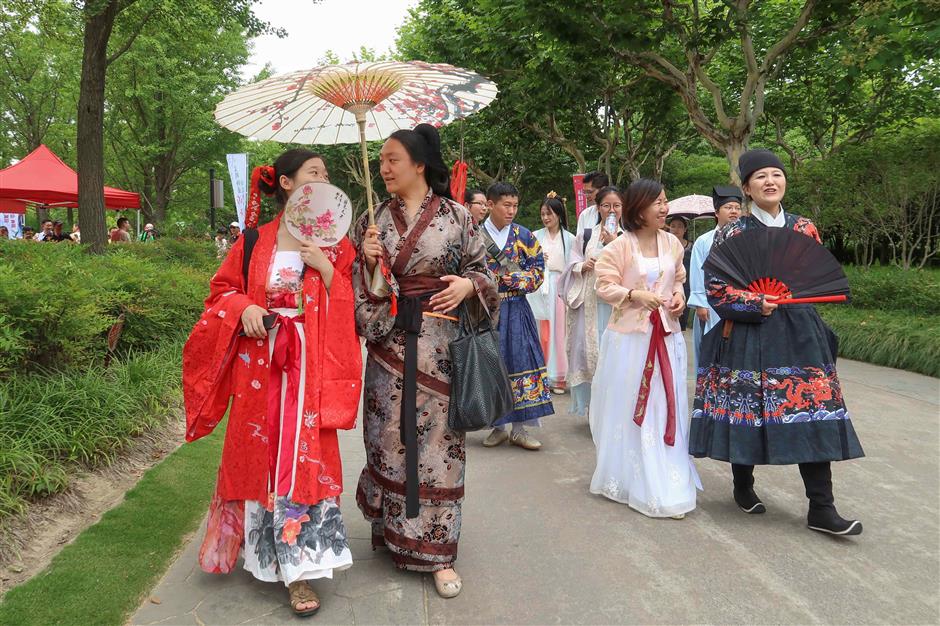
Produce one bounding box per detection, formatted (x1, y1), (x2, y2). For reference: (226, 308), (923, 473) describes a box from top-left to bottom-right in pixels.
(559, 186), (623, 417)
(590, 179), (701, 519)
(528, 192), (576, 393)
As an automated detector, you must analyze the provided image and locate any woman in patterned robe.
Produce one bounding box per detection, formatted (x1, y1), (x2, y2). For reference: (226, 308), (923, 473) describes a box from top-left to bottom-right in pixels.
(690, 149), (864, 536)
(352, 124), (498, 598)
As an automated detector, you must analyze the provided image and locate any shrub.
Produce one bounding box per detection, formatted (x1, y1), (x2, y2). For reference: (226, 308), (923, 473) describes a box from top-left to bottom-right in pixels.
(0, 240), (215, 375)
(819, 306), (940, 378)
(843, 265), (939, 315)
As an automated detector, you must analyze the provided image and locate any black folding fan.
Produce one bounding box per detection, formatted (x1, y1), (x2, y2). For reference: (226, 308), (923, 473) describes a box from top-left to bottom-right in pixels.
(703, 228), (850, 305)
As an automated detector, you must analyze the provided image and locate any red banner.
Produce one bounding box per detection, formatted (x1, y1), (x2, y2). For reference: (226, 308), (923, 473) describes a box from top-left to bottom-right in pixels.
(572, 173), (586, 218)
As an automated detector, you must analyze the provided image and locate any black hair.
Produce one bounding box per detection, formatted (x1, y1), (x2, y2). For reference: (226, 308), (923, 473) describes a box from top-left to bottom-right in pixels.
(388, 123), (451, 199)
(486, 181), (519, 202)
(41, 219), (53, 226)
(540, 195), (570, 258)
(582, 171), (609, 189)
(541, 196), (569, 231)
(257, 148), (326, 208)
(216, 227), (228, 235)
(464, 188), (485, 204)
(622, 179), (665, 232)
(116, 217), (129, 228)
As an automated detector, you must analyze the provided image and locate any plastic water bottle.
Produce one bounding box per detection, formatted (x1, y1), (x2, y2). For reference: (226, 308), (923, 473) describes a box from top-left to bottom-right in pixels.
(604, 212), (618, 235)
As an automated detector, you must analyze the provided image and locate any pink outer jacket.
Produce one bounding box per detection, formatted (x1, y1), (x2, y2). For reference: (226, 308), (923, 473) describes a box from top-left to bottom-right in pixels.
(594, 229), (686, 335)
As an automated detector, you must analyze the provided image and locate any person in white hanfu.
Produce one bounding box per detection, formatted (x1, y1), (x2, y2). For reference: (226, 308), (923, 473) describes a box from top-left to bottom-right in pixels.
(688, 186), (742, 367)
(559, 186), (623, 418)
(528, 192), (576, 394)
(590, 179), (701, 519)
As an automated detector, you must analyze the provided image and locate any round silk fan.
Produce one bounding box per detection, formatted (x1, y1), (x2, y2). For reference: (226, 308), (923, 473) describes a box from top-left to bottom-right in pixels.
(283, 182), (353, 247)
(703, 228), (850, 305)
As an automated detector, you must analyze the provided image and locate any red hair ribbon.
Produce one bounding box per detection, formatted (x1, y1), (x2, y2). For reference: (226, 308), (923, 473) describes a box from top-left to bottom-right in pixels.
(246, 165), (276, 229)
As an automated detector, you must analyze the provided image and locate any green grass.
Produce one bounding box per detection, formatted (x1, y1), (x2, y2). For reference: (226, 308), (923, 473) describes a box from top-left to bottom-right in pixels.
(0, 344), (185, 522)
(0, 426), (224, 626)
(819, 305), (940, 378)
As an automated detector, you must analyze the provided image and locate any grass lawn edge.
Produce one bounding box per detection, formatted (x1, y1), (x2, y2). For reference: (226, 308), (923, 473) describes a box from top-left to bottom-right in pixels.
(0, 425), (223, 626)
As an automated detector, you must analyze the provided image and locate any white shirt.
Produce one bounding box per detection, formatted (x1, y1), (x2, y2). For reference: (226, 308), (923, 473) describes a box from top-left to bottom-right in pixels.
(483, 217), (512, 250)
(689, 228), (721, 333)
(575, 205), (598, 237)
(750, 204), (786, 228)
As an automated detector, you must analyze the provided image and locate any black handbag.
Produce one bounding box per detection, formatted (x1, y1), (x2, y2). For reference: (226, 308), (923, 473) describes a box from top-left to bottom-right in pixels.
(447, 302), (514, 432)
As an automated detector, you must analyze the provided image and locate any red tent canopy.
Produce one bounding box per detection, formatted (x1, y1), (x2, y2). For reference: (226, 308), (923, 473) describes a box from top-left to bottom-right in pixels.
(0, 144), (140, 213)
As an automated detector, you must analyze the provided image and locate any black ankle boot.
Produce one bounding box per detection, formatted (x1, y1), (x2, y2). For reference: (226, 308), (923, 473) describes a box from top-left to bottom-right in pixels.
(807, 507), (863, 536)
(732, 464), (766, 514)
(800, 462), (862, 536)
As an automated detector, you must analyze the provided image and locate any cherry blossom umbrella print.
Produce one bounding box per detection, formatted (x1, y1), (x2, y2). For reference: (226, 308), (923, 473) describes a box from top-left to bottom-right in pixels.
(214, 61), (498, 223)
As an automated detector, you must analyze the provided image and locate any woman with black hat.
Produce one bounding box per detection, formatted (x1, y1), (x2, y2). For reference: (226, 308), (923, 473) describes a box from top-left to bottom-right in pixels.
(689, 149), (864, 536)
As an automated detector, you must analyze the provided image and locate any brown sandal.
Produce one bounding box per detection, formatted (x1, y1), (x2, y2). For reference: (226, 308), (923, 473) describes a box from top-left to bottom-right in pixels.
(288, 581), (321, 617)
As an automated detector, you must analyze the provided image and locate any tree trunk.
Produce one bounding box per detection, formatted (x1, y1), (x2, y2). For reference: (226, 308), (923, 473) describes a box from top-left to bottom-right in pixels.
(724, 139), (748, 186)
(76, 0), (120, 253)
(140, 175), (155, 224)
(154, 178), (171, 225)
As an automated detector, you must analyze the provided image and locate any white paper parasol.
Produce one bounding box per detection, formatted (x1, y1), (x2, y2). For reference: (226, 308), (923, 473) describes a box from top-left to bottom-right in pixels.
(215, 61), (498, 223)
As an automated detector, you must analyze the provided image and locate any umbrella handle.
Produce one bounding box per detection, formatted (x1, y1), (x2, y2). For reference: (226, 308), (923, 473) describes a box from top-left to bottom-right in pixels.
(355, 111), (375, 225)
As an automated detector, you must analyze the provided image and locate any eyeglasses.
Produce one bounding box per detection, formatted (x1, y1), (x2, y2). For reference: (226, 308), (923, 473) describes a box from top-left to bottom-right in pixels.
(599, 203), (623, 210)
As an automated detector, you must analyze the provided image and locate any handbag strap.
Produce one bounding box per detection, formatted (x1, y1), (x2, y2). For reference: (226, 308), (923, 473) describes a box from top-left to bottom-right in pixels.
(459, 300), (494, 334)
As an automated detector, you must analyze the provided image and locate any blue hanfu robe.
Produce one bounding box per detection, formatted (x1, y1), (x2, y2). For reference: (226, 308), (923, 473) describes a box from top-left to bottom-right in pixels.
(483, 220), (555, 425)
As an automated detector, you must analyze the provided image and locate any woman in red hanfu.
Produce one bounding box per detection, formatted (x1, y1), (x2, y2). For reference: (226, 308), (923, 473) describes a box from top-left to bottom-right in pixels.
(183, 149), (362, 617)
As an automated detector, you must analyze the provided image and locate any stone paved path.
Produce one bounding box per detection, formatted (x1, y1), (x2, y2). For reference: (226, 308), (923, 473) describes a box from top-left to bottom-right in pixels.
(133, 341), (939, 625)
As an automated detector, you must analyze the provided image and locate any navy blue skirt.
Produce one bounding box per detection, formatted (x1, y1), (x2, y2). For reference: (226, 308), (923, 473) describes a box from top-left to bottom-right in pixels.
(495, 296), (554, 425)
(690, 305), (864, 465)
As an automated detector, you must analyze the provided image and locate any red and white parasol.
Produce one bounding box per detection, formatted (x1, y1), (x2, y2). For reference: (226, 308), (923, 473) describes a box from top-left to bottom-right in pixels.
(215, 61), (498, 223)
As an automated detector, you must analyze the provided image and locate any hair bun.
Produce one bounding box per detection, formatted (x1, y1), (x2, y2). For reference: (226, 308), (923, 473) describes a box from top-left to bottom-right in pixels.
(413, 123), (442, 153)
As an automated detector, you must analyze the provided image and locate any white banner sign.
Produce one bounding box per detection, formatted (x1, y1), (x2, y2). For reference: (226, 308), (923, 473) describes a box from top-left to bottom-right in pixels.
(226, 153), (249, 229)
(0, 213), (24, 238)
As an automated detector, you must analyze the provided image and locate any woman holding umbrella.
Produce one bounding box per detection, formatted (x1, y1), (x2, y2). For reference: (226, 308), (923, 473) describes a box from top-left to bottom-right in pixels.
(690, 149), (864, 535)
(353, 123), (498, 598)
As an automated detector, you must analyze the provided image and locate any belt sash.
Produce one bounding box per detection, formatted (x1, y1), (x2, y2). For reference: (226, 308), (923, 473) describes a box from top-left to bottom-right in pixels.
(632, 312), (677, 447)
(394, 274), (447, 519)
(265, 305), (306, 497)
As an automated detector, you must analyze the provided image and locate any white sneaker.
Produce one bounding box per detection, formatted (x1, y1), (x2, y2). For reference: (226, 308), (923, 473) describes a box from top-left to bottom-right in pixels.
(482, 429), (509, 447)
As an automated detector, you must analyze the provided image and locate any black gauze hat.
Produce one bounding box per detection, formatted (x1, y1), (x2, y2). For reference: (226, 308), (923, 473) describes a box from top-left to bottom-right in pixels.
(738, 149), (786, 184)
(712, 185), (744, 210)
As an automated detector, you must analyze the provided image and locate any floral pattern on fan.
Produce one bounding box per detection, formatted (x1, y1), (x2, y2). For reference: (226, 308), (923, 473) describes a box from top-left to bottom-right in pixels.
(283, 182), (352, 246)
